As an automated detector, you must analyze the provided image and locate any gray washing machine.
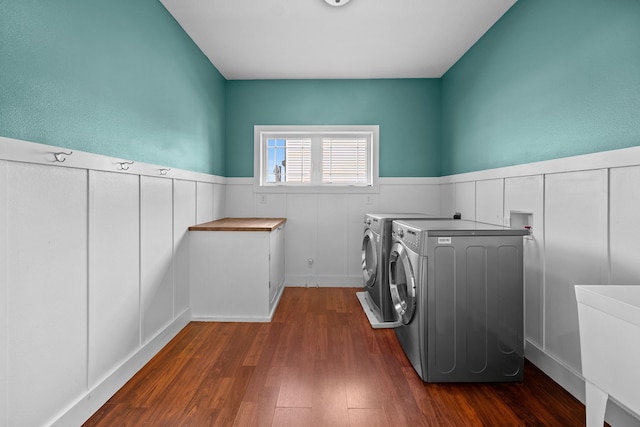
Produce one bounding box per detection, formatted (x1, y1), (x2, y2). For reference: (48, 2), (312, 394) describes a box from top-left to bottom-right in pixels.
(361, 213), (437, 323)
(388, 219), (528, 382)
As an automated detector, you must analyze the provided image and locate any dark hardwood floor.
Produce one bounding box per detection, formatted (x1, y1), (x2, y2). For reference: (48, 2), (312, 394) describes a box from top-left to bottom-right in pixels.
(84, 287), (589, 426)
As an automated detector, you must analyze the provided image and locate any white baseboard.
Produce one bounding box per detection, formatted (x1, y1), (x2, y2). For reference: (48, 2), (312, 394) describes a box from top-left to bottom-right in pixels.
(192, 285), (286, 323)
(285, 275), (363, 288)
(191, 314), (273, 322)
(50, 310), (191, 427)
(526, 340), (640, 427)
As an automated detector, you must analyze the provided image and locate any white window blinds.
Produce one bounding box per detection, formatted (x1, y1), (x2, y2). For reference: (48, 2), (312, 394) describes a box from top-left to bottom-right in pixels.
(284, 138), (311, 183)
(321, 137), (368, 184)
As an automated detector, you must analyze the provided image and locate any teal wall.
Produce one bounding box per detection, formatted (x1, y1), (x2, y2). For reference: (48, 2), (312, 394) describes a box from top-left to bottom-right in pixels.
(441, 0), (640, 175)
(1, 0), (226, 175)
(5, 0), (638, 178)
(225, 79), (441, 177)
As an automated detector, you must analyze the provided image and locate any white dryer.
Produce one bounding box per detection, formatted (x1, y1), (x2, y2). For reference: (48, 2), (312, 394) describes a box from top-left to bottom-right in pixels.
(361, 213), (437, 323)
(388, 219), (528, 382)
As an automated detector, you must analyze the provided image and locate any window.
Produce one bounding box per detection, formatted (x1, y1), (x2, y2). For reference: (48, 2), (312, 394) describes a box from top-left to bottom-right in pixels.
(255, 125), (379, 191)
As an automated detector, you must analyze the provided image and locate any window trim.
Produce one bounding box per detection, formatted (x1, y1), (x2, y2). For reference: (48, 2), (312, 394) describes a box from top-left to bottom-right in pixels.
(254, 125), (379, 194)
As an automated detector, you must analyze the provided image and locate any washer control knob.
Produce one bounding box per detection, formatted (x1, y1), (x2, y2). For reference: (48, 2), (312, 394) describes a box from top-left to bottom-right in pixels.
(397, 229), (404, 239)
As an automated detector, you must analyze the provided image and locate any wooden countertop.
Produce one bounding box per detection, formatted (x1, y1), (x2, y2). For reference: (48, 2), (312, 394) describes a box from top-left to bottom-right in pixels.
(188, 217), (286, 232)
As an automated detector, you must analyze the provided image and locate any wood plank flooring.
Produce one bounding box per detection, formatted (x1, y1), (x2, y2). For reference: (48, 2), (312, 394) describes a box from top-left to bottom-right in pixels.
(84, 287), (590, 426)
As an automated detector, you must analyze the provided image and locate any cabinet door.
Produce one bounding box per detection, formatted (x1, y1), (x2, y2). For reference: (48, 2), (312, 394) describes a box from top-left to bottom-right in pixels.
(141, 176), (174, 343)
(7, 163), (88, 427)
(88, 171), (140, 387)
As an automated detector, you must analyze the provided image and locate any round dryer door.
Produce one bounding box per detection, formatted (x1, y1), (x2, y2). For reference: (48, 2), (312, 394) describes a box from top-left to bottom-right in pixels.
(361, 229), (377, 288)
(388, 242), (417, 325)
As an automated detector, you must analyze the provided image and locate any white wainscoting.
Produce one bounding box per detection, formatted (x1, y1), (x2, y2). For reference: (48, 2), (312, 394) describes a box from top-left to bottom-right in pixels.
(544, 170), (609, 374)
(504, 175), (544, 348)
(225, 177), (442, 287)
(173, 179), (197, 317)
(0, 136), (224, 427)
(440, 147), (640, 427)
(5, 134), (640, 427)
(6, 162), (88, 427)
(88, 170), (140, 389)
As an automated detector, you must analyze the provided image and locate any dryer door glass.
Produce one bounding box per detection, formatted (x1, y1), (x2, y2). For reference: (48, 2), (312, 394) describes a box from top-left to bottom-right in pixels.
(361, 229), (377, 288)
(388, 242), (416, 325)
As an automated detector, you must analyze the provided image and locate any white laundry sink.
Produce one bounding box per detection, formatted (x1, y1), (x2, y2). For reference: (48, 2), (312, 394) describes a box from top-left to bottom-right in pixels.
(575, 285), (640, 427)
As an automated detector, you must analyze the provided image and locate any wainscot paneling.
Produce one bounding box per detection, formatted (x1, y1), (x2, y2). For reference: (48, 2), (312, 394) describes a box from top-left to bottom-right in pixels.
(439, 182), (455, 217)
(376, 180), (441, 214)
(88, 171), (140, 389)
(455, 181), (476, 220)
(610, 166), (640, 284)
(196, 181), (214, 224)
(5, 134), (640, 427)
(0, 136), (221, 426)
(225, 178), (442, 287)
(504, 175), (544, 348)
(444, 147), (640, 427)
(316, 194), (349, 285)
(173, 179), (197, 318)
(212, 183), (226, 220)
(544, 169), (608, 374)
(6, 162), (88, 427)
(476, 179), (504, 226)
(284, 194), (318, 286)
(141, 176), (175, 343)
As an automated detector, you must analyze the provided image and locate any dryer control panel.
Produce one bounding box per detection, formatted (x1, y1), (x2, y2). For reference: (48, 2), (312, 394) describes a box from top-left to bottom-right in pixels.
(392, 222), (422, 252)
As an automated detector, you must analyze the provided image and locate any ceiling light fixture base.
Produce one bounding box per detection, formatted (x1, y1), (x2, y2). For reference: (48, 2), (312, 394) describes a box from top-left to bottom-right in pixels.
(324, 0), (351, 7)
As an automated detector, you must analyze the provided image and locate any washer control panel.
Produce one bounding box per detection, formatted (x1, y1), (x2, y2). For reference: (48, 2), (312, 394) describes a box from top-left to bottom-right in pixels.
(392, 222), (422, 252)
(364, 214), (382, 233)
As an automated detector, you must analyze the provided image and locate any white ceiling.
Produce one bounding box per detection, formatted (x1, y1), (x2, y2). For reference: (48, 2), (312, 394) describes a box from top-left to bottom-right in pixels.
(159, 0), (517, 80)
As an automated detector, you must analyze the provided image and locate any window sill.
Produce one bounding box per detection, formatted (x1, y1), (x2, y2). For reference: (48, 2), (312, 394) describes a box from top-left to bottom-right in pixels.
(252, 181), (379, 194)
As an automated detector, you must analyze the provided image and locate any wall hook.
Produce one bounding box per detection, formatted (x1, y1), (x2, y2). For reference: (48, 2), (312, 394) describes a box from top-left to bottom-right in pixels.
(53, 151), (73, 162)
(159, 168), (171, 176)
(117, 161), (134, 171)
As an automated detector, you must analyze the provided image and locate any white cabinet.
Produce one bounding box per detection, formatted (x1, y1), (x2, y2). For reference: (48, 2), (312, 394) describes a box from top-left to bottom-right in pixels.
(190, 218), (286, 321)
